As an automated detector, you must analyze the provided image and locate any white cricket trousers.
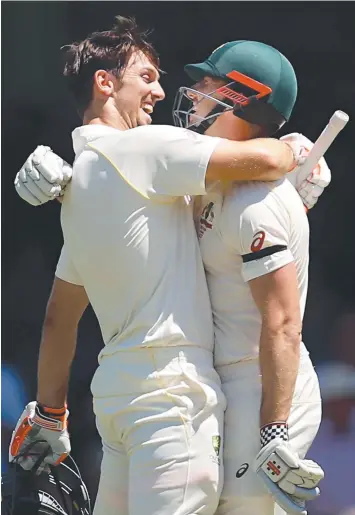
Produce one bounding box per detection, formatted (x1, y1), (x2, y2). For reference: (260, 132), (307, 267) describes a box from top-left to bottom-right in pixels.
(90, 346), (226, 515)
(215, 352), (322, 515)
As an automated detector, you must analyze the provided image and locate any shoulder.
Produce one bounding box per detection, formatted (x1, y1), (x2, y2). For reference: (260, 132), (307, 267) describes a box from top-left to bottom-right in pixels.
(126, 125), (207, 142)
(90, 125), (209, 153)
(223, 178), (302, 220)
(130, 126), (223, 151)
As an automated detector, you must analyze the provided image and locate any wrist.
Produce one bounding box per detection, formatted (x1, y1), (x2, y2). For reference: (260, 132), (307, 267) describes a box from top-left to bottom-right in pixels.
(260, 421), (289, 447)
(34, 402), (68, 431)
(36, 389), (67, 410)
(37, 402), (67, 415)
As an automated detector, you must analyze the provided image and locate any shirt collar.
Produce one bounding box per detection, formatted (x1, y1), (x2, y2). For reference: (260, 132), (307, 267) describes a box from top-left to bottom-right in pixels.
(72, 125), (121, 155)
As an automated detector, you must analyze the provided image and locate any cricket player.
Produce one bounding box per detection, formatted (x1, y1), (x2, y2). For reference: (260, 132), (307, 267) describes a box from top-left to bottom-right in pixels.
(173, 41), (327, 515)
(8, 19), (306, 515)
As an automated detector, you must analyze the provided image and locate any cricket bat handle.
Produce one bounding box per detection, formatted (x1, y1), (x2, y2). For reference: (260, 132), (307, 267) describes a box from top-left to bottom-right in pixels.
(298, 110), (349, 181)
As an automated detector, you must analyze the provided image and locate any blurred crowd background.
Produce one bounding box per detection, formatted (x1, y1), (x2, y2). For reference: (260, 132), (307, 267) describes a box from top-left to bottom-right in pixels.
(2, 2), (355, 514)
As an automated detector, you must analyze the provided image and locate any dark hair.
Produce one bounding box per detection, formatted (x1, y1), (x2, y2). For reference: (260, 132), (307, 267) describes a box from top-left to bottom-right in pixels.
(62, 16), (160, 116)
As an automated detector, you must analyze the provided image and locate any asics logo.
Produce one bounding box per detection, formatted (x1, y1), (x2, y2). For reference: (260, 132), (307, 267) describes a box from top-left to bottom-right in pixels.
(236, 463), (249, 478)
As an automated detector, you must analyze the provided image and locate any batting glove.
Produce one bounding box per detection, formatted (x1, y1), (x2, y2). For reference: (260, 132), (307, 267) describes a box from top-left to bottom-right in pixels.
(14, 146), (73, 206)
(281, 133), (331, 210)
(9, 401), (70, 474)
(253, 423), (324, 515)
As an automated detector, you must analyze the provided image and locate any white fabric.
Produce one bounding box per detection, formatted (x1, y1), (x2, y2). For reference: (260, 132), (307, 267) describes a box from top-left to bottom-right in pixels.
(56, 124), (221, 363)
(55, 124), (226, 515)
(56, 246), (82, 285)
(92, 346), (226, 515)
(216, 355), (322, 515)
(196, 179), (310, 367)
(76, 124), (222, 199)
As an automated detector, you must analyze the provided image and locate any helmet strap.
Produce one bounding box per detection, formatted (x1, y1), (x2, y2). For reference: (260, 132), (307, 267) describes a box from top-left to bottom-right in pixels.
(233, 95), (286, 135)
(190, 103), (230, 134)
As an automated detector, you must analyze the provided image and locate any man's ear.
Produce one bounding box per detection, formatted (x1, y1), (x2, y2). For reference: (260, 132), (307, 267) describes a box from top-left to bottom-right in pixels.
(201, 76), (227, 91)
(93, 70), (115, 98)
(203, 76), (215, 87)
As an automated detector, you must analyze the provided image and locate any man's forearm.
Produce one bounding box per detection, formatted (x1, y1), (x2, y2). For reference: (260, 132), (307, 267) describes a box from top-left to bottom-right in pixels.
(239, 138), (296, 182)
(37, 322), (78, 408)
(259, 323), (300, 426)
(207, 138), (297, 184)
(36, 277), (88, 408)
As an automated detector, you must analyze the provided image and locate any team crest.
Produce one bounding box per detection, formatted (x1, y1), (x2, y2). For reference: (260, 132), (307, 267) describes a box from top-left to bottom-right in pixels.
(198, 202), (215, 239)
(212, 435), (221, 456)
(210, 435), (221, 465)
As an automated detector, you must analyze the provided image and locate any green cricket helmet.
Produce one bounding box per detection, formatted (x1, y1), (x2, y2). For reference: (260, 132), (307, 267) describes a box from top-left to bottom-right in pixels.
(172, 40), (298, 135)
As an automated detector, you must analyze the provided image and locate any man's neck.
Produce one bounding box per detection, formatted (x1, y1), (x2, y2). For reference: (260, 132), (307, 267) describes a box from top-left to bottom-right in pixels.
(83, 106), (128, 131)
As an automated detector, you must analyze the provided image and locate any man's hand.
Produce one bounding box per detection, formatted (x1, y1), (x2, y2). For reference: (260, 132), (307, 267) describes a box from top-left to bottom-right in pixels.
(281, 133), (331, 210)
(9, 401), (70, 474)
(253, 437), (324, 515)
(14, 146), (73, 206)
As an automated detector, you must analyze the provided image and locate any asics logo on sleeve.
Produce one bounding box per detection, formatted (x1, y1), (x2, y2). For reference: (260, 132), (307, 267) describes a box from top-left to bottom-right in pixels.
(250, 230), (266, 252)
(236, 463), (249, 478)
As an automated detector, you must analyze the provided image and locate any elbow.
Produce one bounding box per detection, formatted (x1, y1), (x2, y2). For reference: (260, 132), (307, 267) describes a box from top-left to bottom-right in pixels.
(261, 140), (294, 180)
(281, 323), (302, 348)
(43, 300), (60, 330)
(42, 307), (77, 334)
(42, 312), (61, 336)
(262, 152), (286, 180)
(263, 315), (302, 347)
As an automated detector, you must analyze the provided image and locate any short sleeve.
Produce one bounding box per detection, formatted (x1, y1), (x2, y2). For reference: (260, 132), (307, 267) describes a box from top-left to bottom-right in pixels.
(222, 184), (294, 282)
(89, 125), (222, 199)
(55, 246), (83, 286)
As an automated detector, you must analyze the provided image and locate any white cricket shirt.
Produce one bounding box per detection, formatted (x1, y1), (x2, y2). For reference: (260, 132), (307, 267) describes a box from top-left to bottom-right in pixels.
(197, 179), (310, 367)
(56, 124), (222, 361)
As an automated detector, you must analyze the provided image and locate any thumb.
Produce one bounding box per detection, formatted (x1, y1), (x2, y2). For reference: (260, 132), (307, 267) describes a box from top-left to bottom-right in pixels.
(43, 450), (68, 467)
(61, 162), (73, 184)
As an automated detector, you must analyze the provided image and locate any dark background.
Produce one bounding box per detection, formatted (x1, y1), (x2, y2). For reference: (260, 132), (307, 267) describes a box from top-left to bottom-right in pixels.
(2, 2), (355, 512)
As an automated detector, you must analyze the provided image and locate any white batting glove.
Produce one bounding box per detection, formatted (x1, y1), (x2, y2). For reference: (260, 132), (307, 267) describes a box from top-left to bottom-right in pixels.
(14, 146), (73, 206)
(9, 401), (70, 474)
(281, 133), (331, 210)
(254, 438), (324, 515)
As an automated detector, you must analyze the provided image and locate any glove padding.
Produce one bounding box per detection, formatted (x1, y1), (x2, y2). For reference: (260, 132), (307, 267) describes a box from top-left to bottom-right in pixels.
(14, 146), (73, 206)
(254, 438), (324, 515)
(9, 401), (70, 474)
(281, 133), (331, 210)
